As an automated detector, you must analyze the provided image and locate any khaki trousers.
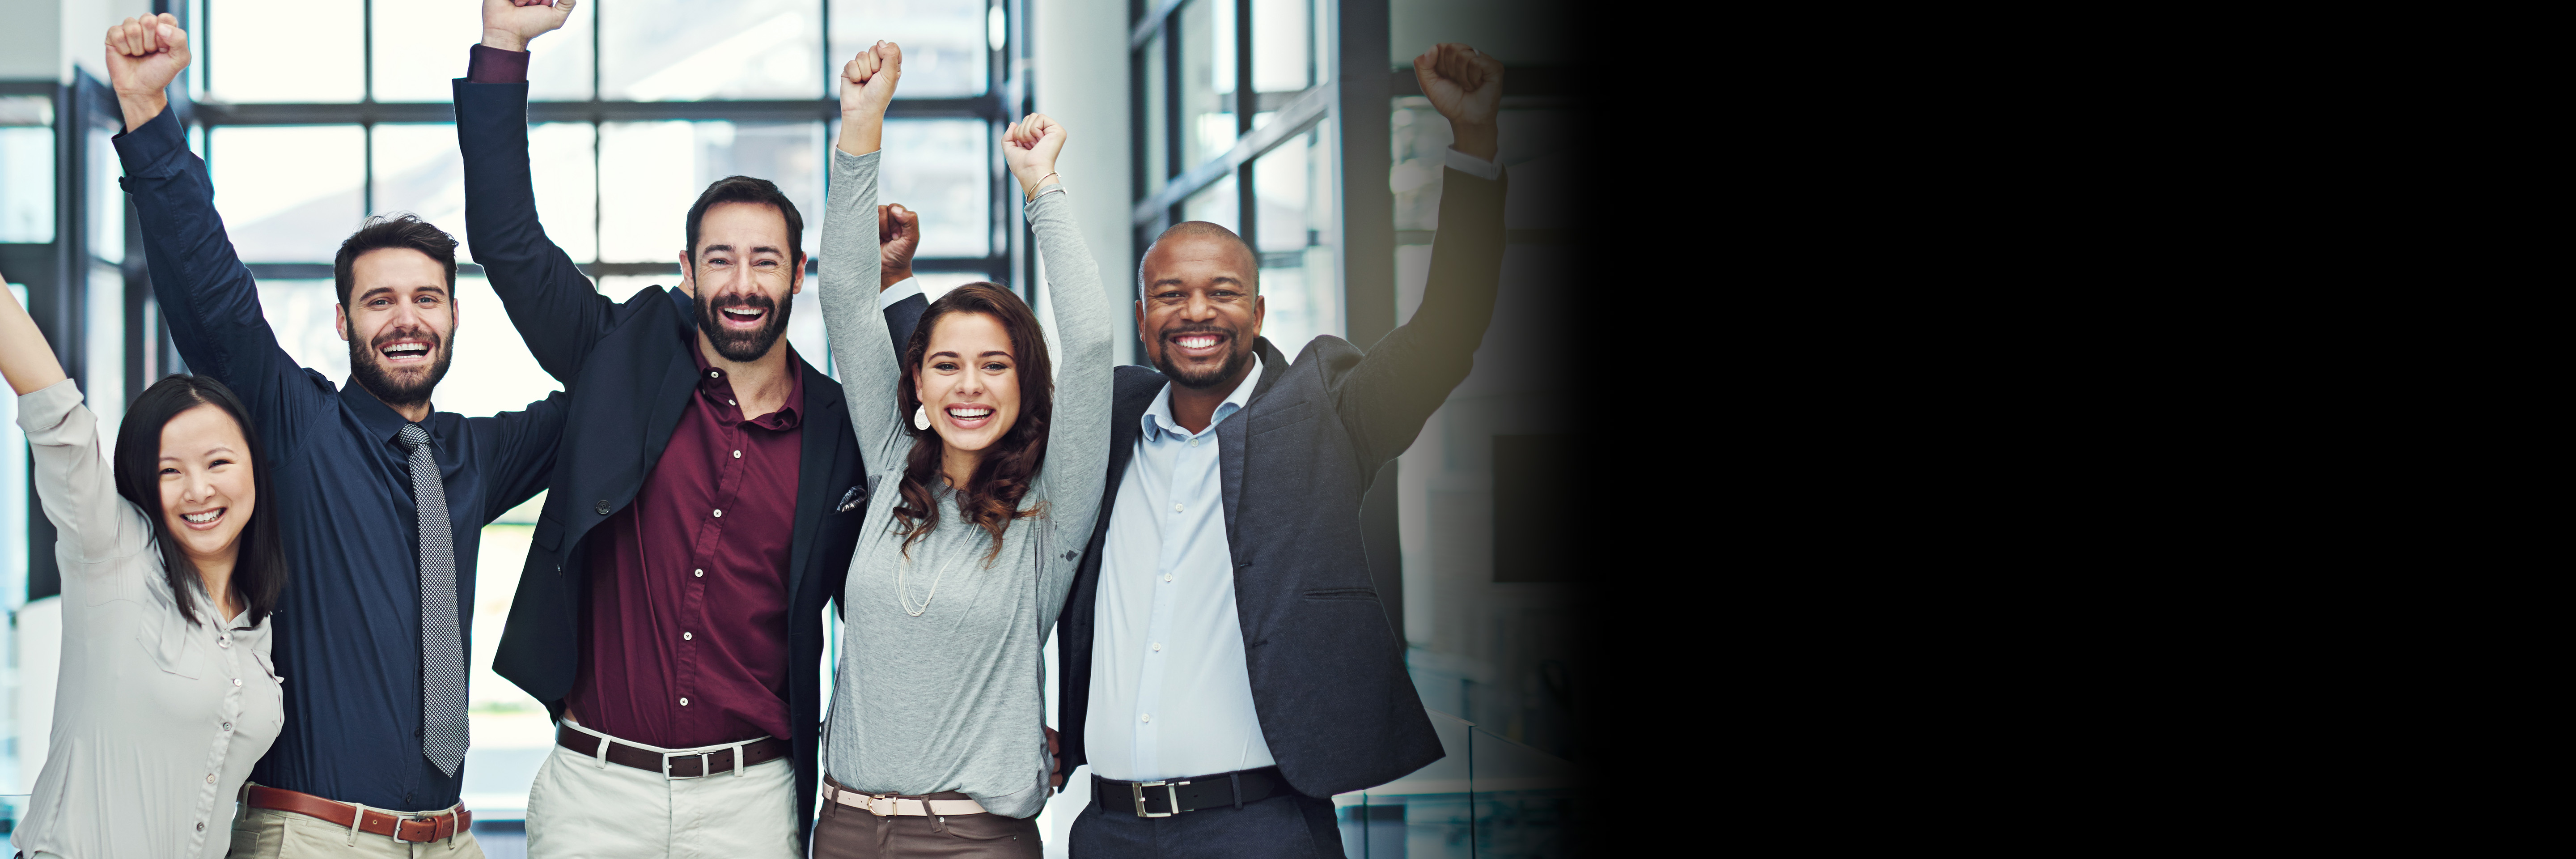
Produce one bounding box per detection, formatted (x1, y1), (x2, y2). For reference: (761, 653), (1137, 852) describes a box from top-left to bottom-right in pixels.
(225, 805), (486, 859)
(523, 729), (800, 859)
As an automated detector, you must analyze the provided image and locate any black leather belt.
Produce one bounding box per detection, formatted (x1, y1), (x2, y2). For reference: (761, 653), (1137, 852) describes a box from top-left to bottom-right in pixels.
(1093, 766), (1285, 817)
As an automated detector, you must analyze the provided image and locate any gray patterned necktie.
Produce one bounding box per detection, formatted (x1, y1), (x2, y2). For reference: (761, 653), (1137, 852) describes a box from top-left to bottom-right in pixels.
(397, 423), (470, 777)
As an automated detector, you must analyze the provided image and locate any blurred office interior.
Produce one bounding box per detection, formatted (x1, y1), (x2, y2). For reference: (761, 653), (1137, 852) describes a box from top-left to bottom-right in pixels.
(0, 0), (1587, 855)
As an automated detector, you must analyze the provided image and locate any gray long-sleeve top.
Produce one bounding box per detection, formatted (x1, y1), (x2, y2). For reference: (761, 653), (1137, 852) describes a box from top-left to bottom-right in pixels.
(816, 148), (1113, 818)
(10, 380), (284, 859)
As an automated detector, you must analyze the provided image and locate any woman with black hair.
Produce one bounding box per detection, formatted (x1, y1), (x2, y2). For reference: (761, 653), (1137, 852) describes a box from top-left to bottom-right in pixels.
(3, 278), (286, 859)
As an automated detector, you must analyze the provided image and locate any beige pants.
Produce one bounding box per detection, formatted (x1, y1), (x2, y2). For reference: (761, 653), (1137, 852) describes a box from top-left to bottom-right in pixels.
(524, 724), (801, 859)
(225, 805), (486, 859)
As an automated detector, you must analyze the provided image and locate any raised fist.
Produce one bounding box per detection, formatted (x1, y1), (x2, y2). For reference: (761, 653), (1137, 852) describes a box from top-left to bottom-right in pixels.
(839, 41), (903, 120)
(879, 203), (920, 291)
(482, 0), (577, 52)
(1411, 43), (1503, 160)
(104, 14), (189, 132)
(1002, 114), (1068, 199)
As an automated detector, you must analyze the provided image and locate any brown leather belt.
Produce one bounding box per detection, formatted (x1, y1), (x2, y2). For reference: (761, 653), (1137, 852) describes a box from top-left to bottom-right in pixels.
(556, 723), (789, 778)
(243, 785), (470, 844)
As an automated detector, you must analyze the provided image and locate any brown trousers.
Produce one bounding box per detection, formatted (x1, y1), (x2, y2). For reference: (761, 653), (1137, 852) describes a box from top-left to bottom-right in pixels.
(809, 780), (1040, 859)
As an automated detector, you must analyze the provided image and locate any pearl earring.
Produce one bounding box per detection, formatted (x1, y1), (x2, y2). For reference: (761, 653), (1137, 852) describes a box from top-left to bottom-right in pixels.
(914, 404), (932, 431)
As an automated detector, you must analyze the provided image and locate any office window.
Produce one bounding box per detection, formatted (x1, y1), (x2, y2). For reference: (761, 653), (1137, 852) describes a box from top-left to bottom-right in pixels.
(830, 0), (993, 99)
(0, 97), (51, 243)
(1181, 172), (1236, 232)
(373, 0), (596, 102)
(1177, 0), (1233, 168)
(205, 0), (364, 102)
(85, 127), (121, 265)
(600, 121), (825, 263)
(208, 125), (366, 263)
(603, 0), (823, 101)
(1249, 120), (1336, 350)
(881, 118), (994, 259)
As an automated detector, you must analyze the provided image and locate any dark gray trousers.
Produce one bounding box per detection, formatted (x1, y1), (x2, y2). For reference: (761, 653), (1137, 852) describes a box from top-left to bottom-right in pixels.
(1067, 791), (1346, 859)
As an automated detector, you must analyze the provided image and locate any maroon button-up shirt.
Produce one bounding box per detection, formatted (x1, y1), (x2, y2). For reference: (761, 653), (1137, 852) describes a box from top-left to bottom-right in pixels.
(566, 344), (806, 748)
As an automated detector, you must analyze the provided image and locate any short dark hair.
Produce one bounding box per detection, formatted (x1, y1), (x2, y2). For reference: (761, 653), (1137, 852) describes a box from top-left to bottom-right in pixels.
(333, 213), (459, 307)
(114, 374), (288, 628)
(1138, 221), (1259, 301)
(686, 175), (806, 268)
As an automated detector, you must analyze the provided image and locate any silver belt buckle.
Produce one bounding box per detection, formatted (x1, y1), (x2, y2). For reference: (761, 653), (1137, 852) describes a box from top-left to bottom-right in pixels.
(662, 751), (713, 780)
(1129, 779), (1186, 817)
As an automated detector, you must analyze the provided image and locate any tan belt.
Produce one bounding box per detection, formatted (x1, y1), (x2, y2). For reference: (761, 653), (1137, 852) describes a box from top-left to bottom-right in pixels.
(823, 776), (988, 816)
(242, 784), (470, 844)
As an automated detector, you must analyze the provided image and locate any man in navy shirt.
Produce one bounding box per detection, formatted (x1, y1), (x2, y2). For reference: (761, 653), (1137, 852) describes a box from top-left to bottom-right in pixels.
(106, 14), (561, 856)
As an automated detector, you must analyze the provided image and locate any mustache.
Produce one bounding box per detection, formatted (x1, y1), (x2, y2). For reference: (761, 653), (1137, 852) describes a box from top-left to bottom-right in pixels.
(1158, 320), (1235, 340)
(369, 326), (442, 351)
(708, 293), (779, 313)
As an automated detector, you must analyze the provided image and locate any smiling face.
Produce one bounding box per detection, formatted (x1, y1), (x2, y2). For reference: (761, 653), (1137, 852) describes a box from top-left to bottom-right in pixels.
(913, 310), (1023, 455)
(1137, 232), (1264, 390)
(336, 247), (457, 409)
(684, 200), (803, 362)
(157, 403), (256, 567)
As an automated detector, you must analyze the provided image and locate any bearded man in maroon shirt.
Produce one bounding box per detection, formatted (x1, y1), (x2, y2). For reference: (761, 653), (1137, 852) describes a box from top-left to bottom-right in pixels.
(459, 2), (927, 855)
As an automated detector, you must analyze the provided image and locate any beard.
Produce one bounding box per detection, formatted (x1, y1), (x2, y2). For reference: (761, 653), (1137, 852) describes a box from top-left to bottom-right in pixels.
(1152, 322), (1257, 391)
(347, 325), (454, 411)
(700, 290), (792, 363)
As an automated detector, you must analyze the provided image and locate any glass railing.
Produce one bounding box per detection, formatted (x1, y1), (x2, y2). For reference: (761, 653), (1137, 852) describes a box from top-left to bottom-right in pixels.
(1333, 710), (1576, 859)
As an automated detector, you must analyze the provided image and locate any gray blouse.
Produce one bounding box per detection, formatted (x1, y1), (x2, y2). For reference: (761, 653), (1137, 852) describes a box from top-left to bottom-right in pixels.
(816, 148), (1114, 819)
(8, 379), (284, 859)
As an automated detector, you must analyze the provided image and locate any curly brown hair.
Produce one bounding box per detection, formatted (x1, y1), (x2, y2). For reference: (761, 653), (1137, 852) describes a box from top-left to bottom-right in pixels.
(891, 283), (1055, 561)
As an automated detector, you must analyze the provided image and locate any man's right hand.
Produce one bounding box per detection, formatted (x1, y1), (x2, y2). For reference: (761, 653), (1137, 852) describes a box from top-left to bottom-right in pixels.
(104, 14), (188, 133)
(835, 41), (903, 157)
(482, 0), (576, 52)
(879, 203), (920, 291)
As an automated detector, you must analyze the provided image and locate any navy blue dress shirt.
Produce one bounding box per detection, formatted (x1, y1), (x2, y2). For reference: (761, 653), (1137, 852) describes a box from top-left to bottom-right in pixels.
(115, 108), (566, 811)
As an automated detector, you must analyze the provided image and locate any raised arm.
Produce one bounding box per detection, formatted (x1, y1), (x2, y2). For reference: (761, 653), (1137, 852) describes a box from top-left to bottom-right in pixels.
(1335, 43), (1509, 472)
(3, 269), (136, 570)
(999, 115), (1113, 536)
(817, 42), (913, 470)
(108, 15), (332, 455)
(458, 0), (616, 384)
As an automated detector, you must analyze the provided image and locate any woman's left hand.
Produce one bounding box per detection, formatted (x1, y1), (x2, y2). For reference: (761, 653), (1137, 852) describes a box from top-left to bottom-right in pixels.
(1003, 113), (1067, 200)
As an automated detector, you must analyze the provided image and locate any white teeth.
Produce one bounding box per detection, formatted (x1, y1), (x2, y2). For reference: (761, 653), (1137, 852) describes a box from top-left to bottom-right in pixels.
(949, 408), (992, 418)
(1177, 336), (1217, 349)
(183, 509), (221, 524)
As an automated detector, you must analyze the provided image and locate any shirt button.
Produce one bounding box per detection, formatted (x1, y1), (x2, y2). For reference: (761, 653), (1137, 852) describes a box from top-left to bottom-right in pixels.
(733, 450), (742, 459)
(197, 822), (205, 831)
(596, 499), (613, 515)
(710, 370), (720, 378)
(713, 509), (724, 518)
(1151, 642), (1161, 651)
(694, 569), (705, 578)
(728, 399), (737, 405)
(1140, 714), (1150, 723)
(1163, 574), (1173, 583)
(223, 722), (232, 731)
(1173, 503), (1184, 513)
(679, 697), (691, 706)
(219, 637), (230, 648)
(684, 632), (694, 641)
(1191, 438), (1199, 447)
(232, 678), (242, 687)
(207, 773), (217, 783)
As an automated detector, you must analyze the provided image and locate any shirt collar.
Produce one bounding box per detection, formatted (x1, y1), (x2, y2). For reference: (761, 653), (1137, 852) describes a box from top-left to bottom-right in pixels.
(691, 340), (805, 429)
(1141, 352), (1264, 442)
(339, 376), (431, 447)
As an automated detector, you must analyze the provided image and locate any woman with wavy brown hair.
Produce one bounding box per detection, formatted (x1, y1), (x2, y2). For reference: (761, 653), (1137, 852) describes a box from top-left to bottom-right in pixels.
(806, 41), (1114, 859)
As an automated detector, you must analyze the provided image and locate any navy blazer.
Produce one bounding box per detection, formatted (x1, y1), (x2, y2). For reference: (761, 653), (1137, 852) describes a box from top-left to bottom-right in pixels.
(1057, 166), (1508, 798)
(453, 79), (921, 838)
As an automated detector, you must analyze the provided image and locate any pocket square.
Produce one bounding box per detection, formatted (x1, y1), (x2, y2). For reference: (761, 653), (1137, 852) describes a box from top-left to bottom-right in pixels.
(835, 485), (865, 513)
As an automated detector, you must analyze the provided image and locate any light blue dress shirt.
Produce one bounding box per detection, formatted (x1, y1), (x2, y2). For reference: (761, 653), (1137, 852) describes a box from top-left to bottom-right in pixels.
(1086, 353), (1278, 782)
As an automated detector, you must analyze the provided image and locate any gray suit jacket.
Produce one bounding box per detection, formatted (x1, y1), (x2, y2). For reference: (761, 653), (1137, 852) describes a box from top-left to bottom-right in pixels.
(1057, 165), (1508, 798)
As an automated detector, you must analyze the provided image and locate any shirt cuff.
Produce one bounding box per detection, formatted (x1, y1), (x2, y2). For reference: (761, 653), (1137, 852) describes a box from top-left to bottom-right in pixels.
(1444, 147), (1502, 181)
(466, 43), (532, 84)
(110, 105), (188, 179)
(878, 276), (922, 310)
